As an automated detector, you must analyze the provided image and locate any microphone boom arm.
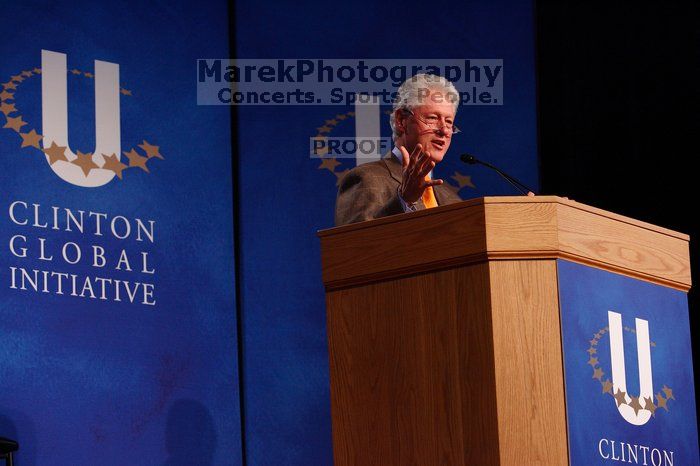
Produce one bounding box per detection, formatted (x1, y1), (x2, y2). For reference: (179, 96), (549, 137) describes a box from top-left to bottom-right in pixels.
(460, 153), (536, 196)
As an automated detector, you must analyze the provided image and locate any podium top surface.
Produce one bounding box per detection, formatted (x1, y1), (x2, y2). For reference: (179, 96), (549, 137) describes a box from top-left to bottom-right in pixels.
(318, 196), (691, 291)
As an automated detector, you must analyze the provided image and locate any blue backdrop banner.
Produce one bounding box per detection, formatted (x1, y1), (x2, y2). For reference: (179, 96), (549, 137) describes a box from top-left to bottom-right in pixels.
(0, 1), (241, 465)
(234, 1), (539, 464)
(558, 260), (699, 465)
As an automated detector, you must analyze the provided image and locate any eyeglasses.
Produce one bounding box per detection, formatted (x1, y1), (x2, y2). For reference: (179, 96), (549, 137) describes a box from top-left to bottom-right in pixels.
(405, 109), (461, 135)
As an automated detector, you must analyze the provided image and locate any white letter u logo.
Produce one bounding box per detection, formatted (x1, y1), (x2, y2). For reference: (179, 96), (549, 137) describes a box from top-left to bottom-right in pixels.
(41, 49), (121, 187)
(608, 311), (654, 425)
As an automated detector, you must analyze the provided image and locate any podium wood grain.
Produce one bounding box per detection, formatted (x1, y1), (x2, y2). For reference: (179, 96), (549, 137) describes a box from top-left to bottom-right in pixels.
(488, 260), (568, 465)
(327, 263), (501, 465)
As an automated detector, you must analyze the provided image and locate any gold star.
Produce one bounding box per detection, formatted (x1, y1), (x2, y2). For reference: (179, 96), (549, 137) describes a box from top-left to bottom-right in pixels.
(317, 125), (332, 133)
(120, 88), (132, 96)
(589, 338), (598, 346)
(21, 70), (33, 77)
(324, 119), (338, 125)
(42, 141), (68, 165)
(662, 385), (674, 400)
(586, 347), (597, 356)
(0, 102), (17, 115)
(10, 74), (25, 83)
(20, 129), (43, 148)
(3, 115), (28, 132)
(613, 388), (628, 407)
(601, 379), (613, 395)
(451, 171), (475, 189)
(655, 392), (668, 411)
(594, 332), (601, 339)
(592, 367), (604, 380)
(587, 356), (599, 367)
(138, 140), (163, 159)
(628, 396), (643, 415)
(347, 112), (355, 117)
(2, 81), (17, 91)
(72, 151), (98, 176)
(71, 69), (82, 75)
(84, 72), (94, 78)
(318, 158), (341, 171)
(0, 90), (14, 101)
(33, 68), (42, 74)
(102, 153), (128, 179)
(644, 396), (657, 416)
(335, 114), (347, 120)
(651, 342), (656, 347)
(123, 148), (149, 172)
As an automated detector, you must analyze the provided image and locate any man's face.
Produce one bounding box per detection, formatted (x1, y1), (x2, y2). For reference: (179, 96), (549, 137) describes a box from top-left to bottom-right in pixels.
(397, 90), (456, 163)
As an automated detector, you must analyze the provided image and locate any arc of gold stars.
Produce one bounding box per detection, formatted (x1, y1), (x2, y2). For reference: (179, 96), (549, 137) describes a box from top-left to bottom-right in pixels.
(71, 69), (131, 95)
(1, 66), (162, 183)
(585, 323), (673, 417)
(313, 110), (353, 186)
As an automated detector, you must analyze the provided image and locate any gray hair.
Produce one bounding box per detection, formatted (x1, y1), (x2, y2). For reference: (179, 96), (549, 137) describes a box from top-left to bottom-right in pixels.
(390, 73), (460, 141)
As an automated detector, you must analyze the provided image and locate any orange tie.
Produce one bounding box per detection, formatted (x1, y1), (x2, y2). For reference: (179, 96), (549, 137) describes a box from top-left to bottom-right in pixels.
(422, 176), (438, 209)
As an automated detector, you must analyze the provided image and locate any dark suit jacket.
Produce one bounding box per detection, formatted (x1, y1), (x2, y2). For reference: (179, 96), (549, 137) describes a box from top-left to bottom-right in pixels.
(334, 153), (463, 226)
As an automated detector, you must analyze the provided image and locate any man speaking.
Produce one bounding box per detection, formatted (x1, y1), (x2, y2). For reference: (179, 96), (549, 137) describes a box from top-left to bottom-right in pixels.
(334, 73), (463, 226)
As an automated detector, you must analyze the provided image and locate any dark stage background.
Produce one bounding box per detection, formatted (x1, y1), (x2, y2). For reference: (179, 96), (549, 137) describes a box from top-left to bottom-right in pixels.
(536, 0), (700, 419)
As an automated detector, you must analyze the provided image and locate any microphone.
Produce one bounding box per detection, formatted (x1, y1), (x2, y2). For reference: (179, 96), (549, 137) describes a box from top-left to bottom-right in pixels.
(460, 153), (536, 196)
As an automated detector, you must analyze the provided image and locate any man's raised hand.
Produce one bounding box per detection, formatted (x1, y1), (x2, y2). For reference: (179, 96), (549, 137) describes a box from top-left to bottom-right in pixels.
(399, 144), (443, 204)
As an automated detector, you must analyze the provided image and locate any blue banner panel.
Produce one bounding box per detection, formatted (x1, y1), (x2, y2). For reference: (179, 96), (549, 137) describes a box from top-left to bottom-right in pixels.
(0, 2), (241, 465)
(235, 1), (538, 464)
(558, 260), (699, 465)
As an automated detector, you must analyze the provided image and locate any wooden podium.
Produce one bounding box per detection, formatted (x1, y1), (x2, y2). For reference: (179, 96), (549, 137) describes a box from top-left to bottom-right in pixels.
(318, 196), (691, 466)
